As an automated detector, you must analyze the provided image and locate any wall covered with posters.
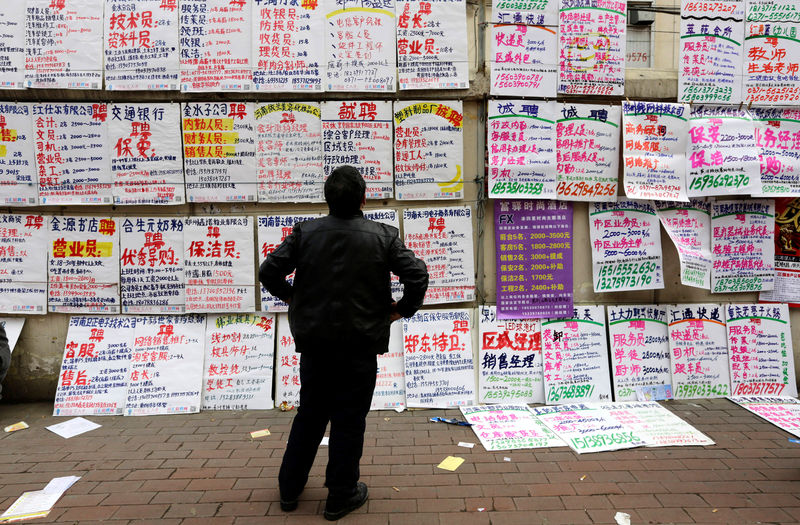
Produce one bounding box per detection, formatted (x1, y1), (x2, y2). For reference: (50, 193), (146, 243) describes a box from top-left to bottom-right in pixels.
(2, 0), (800, 404)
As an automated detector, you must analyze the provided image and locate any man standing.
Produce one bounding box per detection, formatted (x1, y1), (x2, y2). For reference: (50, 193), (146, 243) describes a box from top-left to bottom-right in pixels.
(259, 165), (429, 521)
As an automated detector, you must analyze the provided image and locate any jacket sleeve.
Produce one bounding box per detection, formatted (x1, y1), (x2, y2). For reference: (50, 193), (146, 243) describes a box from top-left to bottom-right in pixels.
(258, 225), (299, 303)
(389, 235), (429, 318)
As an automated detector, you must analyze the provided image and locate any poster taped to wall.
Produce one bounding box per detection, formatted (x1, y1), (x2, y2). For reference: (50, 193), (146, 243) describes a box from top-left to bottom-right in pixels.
(752, 108), (800, 196)
(371, 322), (406, 411)
(760, 198), (800, 305)
(490, 18), (557, 98)
(0, 4), (26, 89)
(656, 200), (713, 289)
(0, 103), (37, 205)
(0, 214), (47, 315)
(275, 313), (300, 409)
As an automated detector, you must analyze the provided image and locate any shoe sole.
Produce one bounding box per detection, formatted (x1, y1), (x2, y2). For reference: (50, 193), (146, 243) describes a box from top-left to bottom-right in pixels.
(323, 494), (368, 521)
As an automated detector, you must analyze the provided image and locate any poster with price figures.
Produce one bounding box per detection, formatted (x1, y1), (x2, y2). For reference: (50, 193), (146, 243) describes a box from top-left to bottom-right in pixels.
(488, 100), (557, 199)
(255, 102), (324, 203)
(589, 200), (664, 293)
(364, 208), (403, 300)
(322, 101), (394, 199)
(608, 305), (671, 402)
(532, 404), (646, 453)
(182, 102), (258, 203)
(622, 101), (689, 202)
(541, 305), (612, 405)
(53, 316), (134, 417)
(179, 0), (253, 92)
(403, 206), (475, 304)
(744, 20), (800, 105)
(752, 108), (800, 196)
(711, 199), (775, 293)
(202, 313), (276, 410)
(371, 322), (406, 410)
(760, 198), (800, 306)
(257, 214), (322, 311)
(668, 304), (731, 399)
(0, 103), (37, 206)
(460, 405), (565, 451)
(729, 396), (800, 437)
(104, 0), (180, 91)
(403, 309), (475, 408)
(125, 314), (205, 416)
(184, 216), (255, 313)
(600, 402), (714, 447)
(747, 0), (800, 23)
(678, 0), (744, 104)
(252, 0), (325, 92)
(0, 214), (48, 315)
(48, 216), (120, 314)
(120, 217), (185, 315)
(275, 313), (300, 408)
(556, 104), (620, 202)
(394, 101), (464, 201)
(494, 200), (573, 319)
(478, 306), (544, 405)
(557, 0), (626, 96)
(397, 0), (468, 90)
(25, 0), (104, 89)
(34, 103), (113, 205)
(324, 0), (396, 92)
(109, 103), (184, 205)
(655, 200), (713, 289)
(0, 3), (26, 89)
(725, 303), (796, 397)
(493, 0), (557, 26)
(490, 14), (557, 97)
(687, 106), (762, 197)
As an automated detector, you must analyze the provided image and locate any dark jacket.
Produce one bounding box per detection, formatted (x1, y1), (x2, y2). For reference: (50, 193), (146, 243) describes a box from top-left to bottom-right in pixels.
(259, 212), (429, 354)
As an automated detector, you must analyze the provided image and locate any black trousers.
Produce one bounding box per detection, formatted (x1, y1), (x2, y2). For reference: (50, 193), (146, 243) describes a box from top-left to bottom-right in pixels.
(278, 349), (377, 499)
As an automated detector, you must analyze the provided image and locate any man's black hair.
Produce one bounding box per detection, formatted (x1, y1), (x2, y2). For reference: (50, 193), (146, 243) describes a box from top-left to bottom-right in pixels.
(325, 165), (366, 217)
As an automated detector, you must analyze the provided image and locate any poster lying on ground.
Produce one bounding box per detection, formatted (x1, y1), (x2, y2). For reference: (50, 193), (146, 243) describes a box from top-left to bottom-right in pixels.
(600, 401), (714, 446)
(729, 395), (800, 437)
(532, 403), (647, 454)
(461, 404), (565, 450)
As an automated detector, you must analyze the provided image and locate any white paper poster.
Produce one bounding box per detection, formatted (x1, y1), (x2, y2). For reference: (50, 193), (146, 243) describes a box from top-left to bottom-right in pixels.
(687, 105), (762, 197)
(478, 305), (544, 404)
(744, 20), (800, 105)
(53, 316), (134, 416)
(255, 102), (324, 202)
(493, 0), (557, 26)
(726, 303), (797, 397)
(678, 1), (745, 104)
(600, 401), (714, 447)
(110, 103), (184, 205)
(608, 305), (671, 402)
(556, 104), (620, 201)
(711, 199), (775, 293)
(324, 0), (396, 92)
(363, 208), (403, 300)
(202, 313), (276, 410)
(125, 314), (205, 416)
(182, 102), (257, 202)
(0, 3), (26, 89)
(729, 395), (800, 437)
(371, 322), (406, 410)
(322, 101), (394, 199)
(397, 0), (468, 90)
(275, 313), (301, 408)
(48, 216), (120, 314)
(120, 217), (185, 314)
(34, 103), (113, 205)
(532, 404), (647, 453)
(589, 200), (664, 293)
(403, 206), (475, 304)
(541, 305), (612, 404)
(394, 101), (464, 200)
(668, 304), (731, 399)
(179, 0), (253, 92)
(257, 213), (322, 312)
(490, 22), (557, 98)
(0, 103), (37, 206)
(104, 0), (180, 90)
(403, 309), (476, 408)
(0, 214), (47, 315)
(752, 108), (800, 196)
(622, 101), (689, 202)
(0, 318), (26, 352)
(655, 200), (713, 289)
(252, 0), (324, 92)
(25, 0), (104, 89)
(461, 404), (565, 450)
(488, 100), (557, 199)
(184, 216), (255, 313)
(747, 0), (800, 23)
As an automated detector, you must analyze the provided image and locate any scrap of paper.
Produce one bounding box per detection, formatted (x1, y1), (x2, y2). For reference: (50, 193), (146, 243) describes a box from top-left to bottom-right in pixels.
(457, 442), (475, 448)
(320, 437), (329, 446)
(3, 422), (28, 433)
(437, 456), (465, 471)
(250, 429), (271, 439)
(45, 417), (100, 439)
(0, 476), (80, 523)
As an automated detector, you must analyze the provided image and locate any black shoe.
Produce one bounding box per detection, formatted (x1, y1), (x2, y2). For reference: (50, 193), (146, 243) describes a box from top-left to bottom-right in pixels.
(323, 482), (368, 521)
(279, 497), (298, 512)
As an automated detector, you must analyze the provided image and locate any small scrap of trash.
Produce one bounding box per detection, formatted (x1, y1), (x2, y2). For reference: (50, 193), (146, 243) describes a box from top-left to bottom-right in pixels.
(580, 475), (587, 481)
(477, 508), (485, 512)
(250, 429), (271, 439)
(437, 456), (465, 471)
(614, 511), (631, 525)
(4, 421), (28, 433)
(279, 401), (295, 412)
(789, 438), (800, 445)
(430, 417), (471, 426)
(392, 487), (400, 492)
(503, 457), (511, 462)
(457, 442), (475, 448)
